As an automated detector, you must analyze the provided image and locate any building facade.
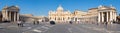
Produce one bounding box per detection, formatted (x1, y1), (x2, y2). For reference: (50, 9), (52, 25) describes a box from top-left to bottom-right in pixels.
(2, 5), (20, 22)
(48, 5), (117, 24)
(49, 5), (71, 22)
(48, 5), (87, 22)
(19, 14), (34, 22)
(72, 10), (87, 22)
(98, 5), (117, 24)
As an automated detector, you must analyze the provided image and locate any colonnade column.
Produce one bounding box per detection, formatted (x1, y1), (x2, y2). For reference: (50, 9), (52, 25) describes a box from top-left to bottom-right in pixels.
(113, 12), (116, 21)
(101, 12), (104, 22)
(110, 11), (113, 21)
(9, 12), (11, 21)
(98, 12), (101, 23)
(14, 12), (16, 22)
(112, 12), (114, 21)
(107, 12), (109, 22)
(110, 11), (113, 24)
(6, 10), (8, 20)
(114, 12), (117, 21)
(17, 13), (19, 21)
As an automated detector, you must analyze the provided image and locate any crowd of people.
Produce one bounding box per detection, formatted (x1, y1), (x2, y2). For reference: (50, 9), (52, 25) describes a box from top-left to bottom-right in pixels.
(17, 21), (24, 27)
(17, 20), (40, 27)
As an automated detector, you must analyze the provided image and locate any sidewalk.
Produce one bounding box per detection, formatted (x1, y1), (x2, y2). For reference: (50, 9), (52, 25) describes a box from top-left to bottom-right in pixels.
(76, 23), (120, 33)
(0, 22), (17, 28)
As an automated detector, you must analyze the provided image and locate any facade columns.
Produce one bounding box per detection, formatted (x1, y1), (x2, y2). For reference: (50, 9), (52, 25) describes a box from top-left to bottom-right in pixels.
(98, 11), (116, 24)
(112, 12), (114, 21)
(9, 12), (11, 21)
(17, 13), (19, 21)
(101, 12), (104, 22)
(114, 12), (116, 20)
(14, 12), (16, 22)
(107, 12), (109, 22)
(98, 12), (101, 23)
(110, 11), (113, 21)
(113, 12), (116, 21)
(114, 12), (116, 21)
(6, 10), (8, 20)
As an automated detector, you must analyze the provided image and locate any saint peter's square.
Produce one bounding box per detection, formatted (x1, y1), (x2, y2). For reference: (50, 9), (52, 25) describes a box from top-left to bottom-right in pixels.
(0, 0), (120, 33)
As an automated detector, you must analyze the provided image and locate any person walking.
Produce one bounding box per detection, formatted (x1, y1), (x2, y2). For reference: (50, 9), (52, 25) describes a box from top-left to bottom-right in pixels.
(33, 21), (36, 25)
(37, 21), (39, 24)
(20, 21), (24, 27)
(69, 21), (73, 24)
(17, 21), (21, 27)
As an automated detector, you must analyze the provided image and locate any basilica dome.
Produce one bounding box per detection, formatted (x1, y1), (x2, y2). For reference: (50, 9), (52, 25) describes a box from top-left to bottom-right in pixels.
(57, 5), (63, 11)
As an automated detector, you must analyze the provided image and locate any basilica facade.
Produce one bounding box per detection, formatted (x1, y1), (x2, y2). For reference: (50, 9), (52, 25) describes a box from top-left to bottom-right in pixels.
(48, 5), (117, 24)
(48, 5), (87, 23)
(49, 5), (72, 22)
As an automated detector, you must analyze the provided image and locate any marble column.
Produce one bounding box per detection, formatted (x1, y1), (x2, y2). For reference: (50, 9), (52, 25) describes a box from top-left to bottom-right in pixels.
(14, 12), (16, 22)
(9, 12), (11, 21)
(98, 12), (101, 23)
(6, 10), (8, 20)
(102, 12), (104, 22)
(113, 12), (115, 20)
(107, 12), (109, 22)
(110, 11), (113, 21)
(17, 13), (19, 21)
(114, 12), (116, 21)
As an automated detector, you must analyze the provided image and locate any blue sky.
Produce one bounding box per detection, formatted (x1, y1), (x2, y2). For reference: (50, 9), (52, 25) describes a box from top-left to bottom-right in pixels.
(0, 0), (120, 16)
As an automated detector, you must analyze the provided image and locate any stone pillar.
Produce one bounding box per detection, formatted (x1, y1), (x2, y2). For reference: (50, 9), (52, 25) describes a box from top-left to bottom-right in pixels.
(9, 12), (11, 21)
(107, 12), (109, 22)
(14, 12), (16, 22)
(6, 10), (8, 20)
(101, 12), (104, 22)
(98, 12), (101, 23)
(114, 12), (117, 21)
(110, 11), (113, 21)
(113, 12), (116, 21)
(109, 11), (113, 24)
(17, 13), (19, 21)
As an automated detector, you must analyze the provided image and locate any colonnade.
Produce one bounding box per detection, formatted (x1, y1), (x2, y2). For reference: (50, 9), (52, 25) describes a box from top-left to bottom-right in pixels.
(98, 11), (116, 24)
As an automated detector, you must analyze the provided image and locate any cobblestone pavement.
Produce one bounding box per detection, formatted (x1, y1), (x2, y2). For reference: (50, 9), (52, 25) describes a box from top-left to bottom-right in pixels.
(0, 22), (120, 33)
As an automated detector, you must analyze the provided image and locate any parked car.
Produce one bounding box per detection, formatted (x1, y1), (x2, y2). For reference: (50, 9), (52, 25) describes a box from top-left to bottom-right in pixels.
(50, 21), (55, 25)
